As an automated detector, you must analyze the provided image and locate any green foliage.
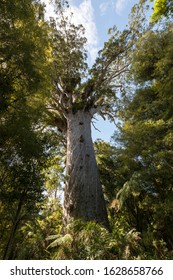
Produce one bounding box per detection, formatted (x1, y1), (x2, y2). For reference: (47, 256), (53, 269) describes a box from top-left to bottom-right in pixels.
(0, 0), (54, 259)
(111, 22), (173, 259)
(150, 0), (173, 22)
(95, 141), (120, 201)
(14, 198), (63, 260)
(95, 139), (141, 205)
(0, 0), (51, 112)
(46, 219), (144, 260)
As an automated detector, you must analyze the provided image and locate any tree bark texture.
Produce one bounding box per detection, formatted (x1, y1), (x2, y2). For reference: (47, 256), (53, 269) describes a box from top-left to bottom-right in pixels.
(63, 110), (109, 228)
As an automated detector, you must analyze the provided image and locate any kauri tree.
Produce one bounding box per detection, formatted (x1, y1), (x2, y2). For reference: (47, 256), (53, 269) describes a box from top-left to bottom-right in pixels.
(48, 0), (147, 228)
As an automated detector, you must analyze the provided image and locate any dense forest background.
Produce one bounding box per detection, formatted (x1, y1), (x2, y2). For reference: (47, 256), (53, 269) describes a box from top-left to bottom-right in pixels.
(0, 0), (173, 260)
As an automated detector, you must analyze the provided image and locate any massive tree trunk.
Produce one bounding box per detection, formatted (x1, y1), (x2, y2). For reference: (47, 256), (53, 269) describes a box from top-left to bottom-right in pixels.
(63, 110), (109, 228)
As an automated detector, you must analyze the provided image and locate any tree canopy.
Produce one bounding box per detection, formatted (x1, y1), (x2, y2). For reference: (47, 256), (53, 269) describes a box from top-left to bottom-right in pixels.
(150, 0), (173, 22)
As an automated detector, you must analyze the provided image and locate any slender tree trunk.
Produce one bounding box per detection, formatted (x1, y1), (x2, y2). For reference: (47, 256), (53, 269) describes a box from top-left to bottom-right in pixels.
(3, 192), (25, 259)
(3, 220), (20, 260)
(63, 110), (109, 228)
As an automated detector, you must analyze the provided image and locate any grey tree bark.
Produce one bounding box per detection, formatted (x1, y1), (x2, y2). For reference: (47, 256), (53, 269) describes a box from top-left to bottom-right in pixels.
(63, 110), (109, 228)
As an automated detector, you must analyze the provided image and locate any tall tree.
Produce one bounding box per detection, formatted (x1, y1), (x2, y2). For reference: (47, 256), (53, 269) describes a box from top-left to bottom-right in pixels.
(0, 0), (52, 259)
(48, 0), (147, 228)
(114, 22), (173, 256)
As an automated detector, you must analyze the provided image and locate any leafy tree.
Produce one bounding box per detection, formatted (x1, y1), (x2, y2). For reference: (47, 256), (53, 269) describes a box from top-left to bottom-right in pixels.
(150, 0), (173, 22)
(4, 131), (65, 260)
(113, 22), (173, 258)
(0, 0), (53, 259)
(15, 197), (63, 260)
(94, 140), (139, 203)
(0, 0), (51, 112)
(48, 0), (147, 228)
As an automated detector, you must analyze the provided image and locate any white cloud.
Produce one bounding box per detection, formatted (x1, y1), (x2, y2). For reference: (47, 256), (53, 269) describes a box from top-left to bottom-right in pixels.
(70, 1), (97, 45)
(68, 0), (99, 63)
(99, 2), (109, 16)
(114, 0), (129, 15)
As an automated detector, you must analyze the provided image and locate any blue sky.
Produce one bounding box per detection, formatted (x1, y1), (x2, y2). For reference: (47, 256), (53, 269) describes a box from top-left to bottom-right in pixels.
(43, 0), (141, 142)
